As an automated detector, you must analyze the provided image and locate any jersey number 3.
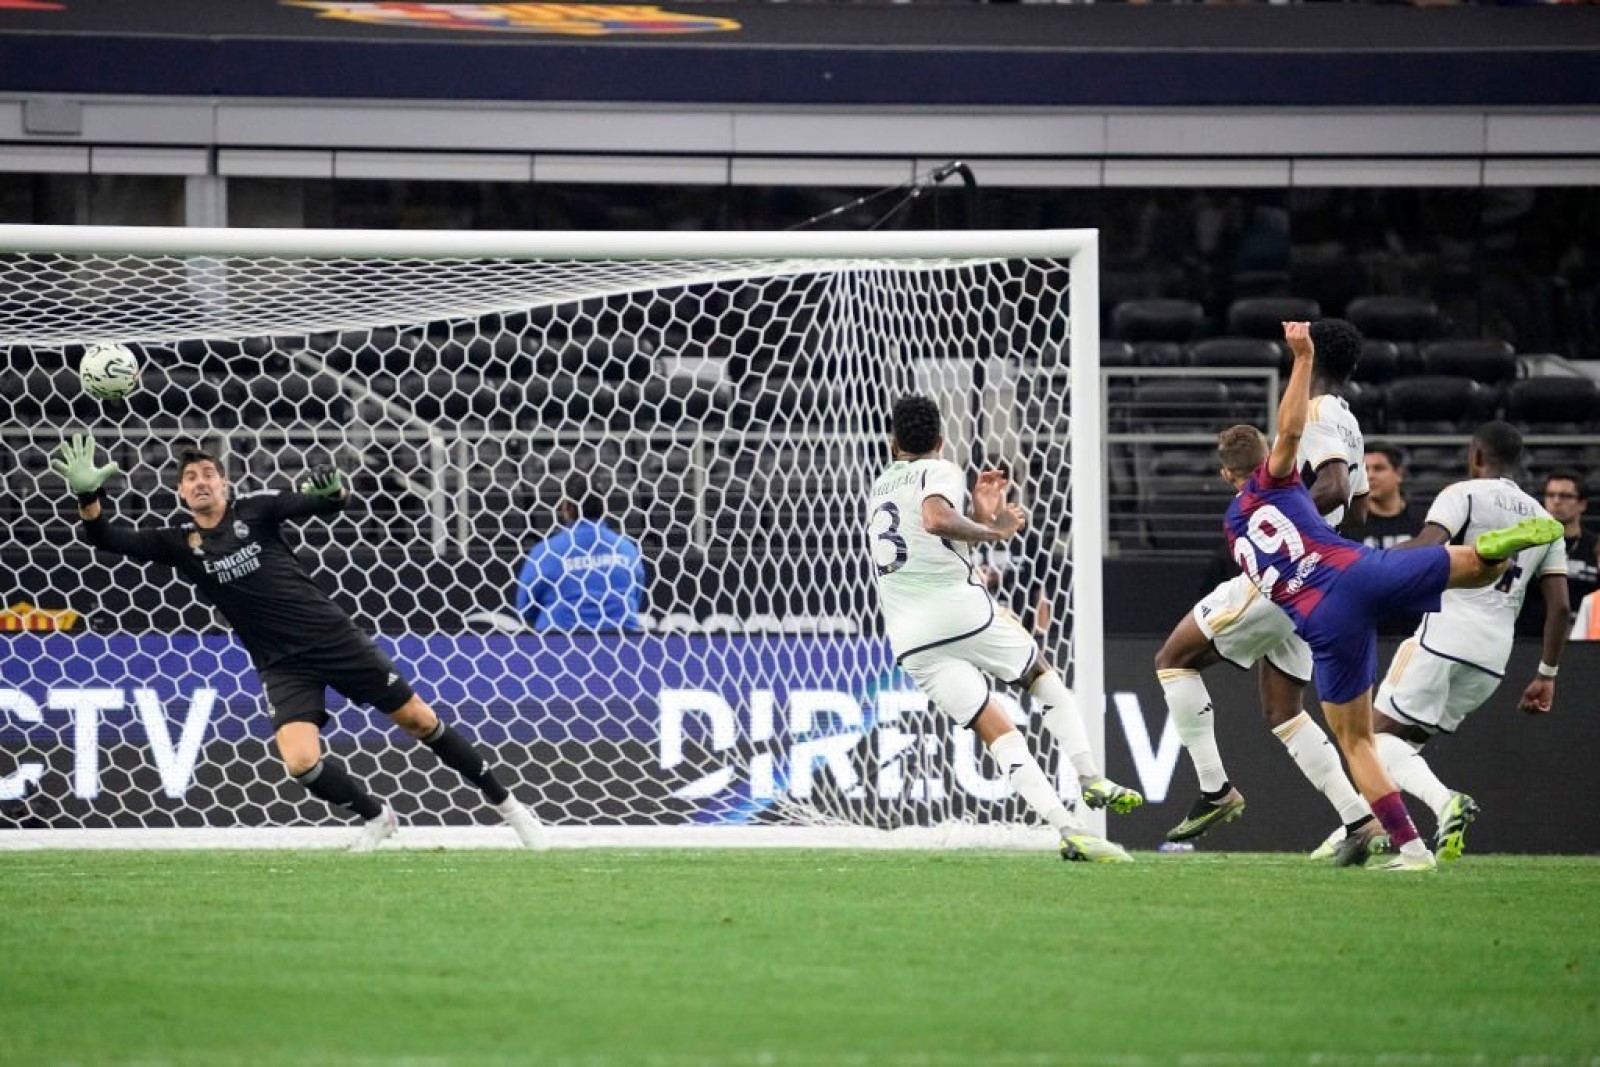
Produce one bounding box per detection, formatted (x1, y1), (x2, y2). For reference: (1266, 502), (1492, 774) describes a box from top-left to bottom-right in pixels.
(869, 502), (909, 576)
(1233, 504), (1306, 597)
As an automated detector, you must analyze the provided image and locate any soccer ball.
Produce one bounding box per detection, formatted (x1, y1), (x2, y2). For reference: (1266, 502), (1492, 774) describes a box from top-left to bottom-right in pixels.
(79, 342), (141, 401)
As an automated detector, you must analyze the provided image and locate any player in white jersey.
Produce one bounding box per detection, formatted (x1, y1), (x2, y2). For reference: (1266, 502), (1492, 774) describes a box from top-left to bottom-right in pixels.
(1153, 318), (1383, 858)
(1373, 421), (1571, 862)
(870, 396), (1142, 862)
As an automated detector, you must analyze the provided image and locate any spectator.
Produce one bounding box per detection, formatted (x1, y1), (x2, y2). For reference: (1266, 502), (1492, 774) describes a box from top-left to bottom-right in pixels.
(1542, 471), (1598, 610)
(1359, 444), (1427, 550)
(514, 475), (644, 633)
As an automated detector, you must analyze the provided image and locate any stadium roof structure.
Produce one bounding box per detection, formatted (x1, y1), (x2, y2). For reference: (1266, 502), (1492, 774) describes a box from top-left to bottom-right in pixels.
(0, 0), (1597, 108)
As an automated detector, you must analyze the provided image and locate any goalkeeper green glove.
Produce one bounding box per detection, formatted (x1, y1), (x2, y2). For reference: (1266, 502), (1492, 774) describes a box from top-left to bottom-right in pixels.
(299, 465), (344, 499)
(49, 434), (121, 503)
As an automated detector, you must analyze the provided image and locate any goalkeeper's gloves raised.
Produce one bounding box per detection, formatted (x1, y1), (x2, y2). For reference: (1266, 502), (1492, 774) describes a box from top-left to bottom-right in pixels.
(299, 465), (344, 499)
(49, 433), (121, 504)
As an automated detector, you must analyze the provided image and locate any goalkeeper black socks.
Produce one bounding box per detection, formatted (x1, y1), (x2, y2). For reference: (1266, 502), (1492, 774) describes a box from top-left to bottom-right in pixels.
(422, 721), (511, 805)
(293, 757), (383, 821)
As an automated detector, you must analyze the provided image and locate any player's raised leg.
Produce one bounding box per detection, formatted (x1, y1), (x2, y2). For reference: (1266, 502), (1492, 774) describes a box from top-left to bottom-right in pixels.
(1021, 655), (1143, 814)
(1472, 517), (1565, 570)
(388, 695), (546, 849)
(275, 720), (394, 852)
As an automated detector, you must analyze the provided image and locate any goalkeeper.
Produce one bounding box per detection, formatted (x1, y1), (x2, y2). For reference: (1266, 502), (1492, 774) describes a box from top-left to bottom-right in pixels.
(52, 435), (544, 852)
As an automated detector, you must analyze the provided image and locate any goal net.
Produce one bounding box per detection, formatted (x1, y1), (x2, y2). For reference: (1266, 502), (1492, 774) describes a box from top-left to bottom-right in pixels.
(0, 226), (1102, 847)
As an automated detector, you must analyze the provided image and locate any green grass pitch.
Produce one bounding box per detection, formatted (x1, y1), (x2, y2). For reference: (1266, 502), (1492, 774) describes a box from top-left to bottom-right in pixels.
(3, 850), (1597, 1066)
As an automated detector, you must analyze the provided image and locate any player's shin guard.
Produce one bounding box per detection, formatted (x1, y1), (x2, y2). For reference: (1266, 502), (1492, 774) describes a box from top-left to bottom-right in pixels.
(1375, 732), (1452, 820)
(1159, 668), (1228, 794)
(988, 730), (1077, 835)
(1029, 670), (1100, 781)
(422, 721), (511, 805)
(292, 757), (383, 821)
(1273, 711), (1371, 825)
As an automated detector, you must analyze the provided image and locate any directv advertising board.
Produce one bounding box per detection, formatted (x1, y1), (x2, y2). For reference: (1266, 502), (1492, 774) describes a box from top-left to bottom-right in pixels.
(2, 635), (1595, 853)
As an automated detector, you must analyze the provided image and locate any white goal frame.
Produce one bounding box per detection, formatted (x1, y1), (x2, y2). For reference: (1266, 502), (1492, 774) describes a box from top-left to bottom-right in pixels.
(0, 224), (1102, 850)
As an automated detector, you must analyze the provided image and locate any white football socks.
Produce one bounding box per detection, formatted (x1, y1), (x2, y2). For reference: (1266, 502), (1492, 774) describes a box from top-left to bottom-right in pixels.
(988, 729), (1079, 835)
(1029, 669), (1101, 781)
(1375, 731), (1452, 821)
(1273, 711), (1371, 825)
(1158, 668), (1229, 794)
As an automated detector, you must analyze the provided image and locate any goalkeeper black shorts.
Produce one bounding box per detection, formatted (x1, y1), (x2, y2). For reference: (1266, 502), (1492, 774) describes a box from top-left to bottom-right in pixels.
(259, 629), (415, 729)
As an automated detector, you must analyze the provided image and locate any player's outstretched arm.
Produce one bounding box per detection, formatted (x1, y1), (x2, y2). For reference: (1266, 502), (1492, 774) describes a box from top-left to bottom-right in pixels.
(1519, 573), (1570, 715)
(922, 495), (1026, 545)
(50, 433), (120, 520)
(52, 434), (172, 562)
(1268, 322), (1317, 479)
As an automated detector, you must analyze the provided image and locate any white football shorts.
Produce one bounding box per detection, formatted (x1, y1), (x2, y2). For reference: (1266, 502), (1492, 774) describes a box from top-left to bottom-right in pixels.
(1192, 573), (1313, 683)
(899, 612), (1038, 726)
(1375, 638), (1501, 736)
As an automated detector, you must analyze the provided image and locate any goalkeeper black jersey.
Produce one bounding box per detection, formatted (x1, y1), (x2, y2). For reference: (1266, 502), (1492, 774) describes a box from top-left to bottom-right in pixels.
(82, 490), (364, 667)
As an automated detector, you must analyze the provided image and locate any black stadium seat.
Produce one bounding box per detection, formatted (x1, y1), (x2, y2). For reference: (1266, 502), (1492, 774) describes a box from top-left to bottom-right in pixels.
(1100, 340), (1137, 368)
(1225, 297), (1322, 340)
(1186, 337), (1281, 369)
(1132, 341), (1186, 368)
(1344, 296), (1442, 343)
(1383, 375), (1488, 434)
(1352, 340), (1402, 385)
(1419, 339), (1517, 386)
(1504, 377), (1600, 434)
(1111, 299), (1205, 343)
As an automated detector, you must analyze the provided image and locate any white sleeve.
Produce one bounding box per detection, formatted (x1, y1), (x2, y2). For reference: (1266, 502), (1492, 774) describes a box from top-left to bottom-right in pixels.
(1423, 482), (1472, 538)
(919, 462), (966, 511)
(1298, 404), (1347, 472)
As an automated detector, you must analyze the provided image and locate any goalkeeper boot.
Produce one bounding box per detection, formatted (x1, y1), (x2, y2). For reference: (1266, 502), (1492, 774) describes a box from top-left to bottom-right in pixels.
(1165, 787), (1246, 842)
(1475, 517), (1563, 561)
(497, 798), (548, 851)
(1060, 833), (1133, 864)
(1331, 820), (1390, 868)
(1434, 792), (1480, 865)
(1080, 777), (1145, 815)
(349, 804), (398, 853)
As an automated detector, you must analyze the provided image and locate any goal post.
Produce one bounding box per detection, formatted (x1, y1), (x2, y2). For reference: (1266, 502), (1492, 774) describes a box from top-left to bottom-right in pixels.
(0, 224), (1102, 848)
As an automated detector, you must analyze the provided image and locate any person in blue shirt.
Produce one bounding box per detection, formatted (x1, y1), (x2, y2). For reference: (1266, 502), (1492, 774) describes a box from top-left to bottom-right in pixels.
(514, 475), (645, 633)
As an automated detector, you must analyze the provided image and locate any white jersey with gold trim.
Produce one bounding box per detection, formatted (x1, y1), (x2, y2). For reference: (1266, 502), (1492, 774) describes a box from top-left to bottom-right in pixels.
(1415, 477), (1567, 675)
(1297, 393), (1369, 529)
(868, 457), (993, 657)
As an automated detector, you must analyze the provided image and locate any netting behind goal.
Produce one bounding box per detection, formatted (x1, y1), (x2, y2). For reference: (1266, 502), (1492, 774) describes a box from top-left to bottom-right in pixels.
(0, 226), (1101, 840)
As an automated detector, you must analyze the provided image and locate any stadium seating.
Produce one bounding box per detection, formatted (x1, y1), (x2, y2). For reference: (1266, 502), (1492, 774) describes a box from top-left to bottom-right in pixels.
(1225, 296), (1321, 340)
(1345, 295), (1444, 344)
(1111, 299), (1206, 343)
